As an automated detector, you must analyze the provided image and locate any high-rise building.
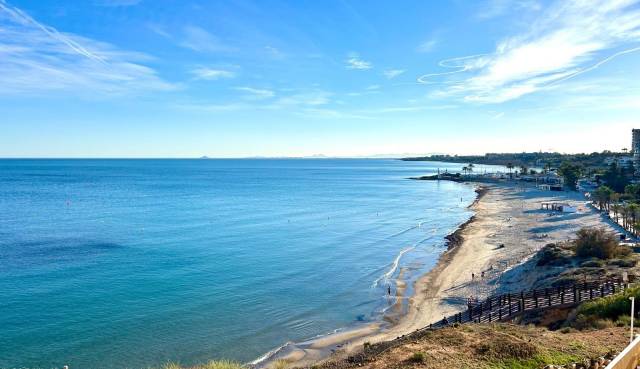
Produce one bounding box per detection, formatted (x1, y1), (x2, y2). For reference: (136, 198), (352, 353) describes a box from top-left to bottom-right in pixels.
(633, 129), (640, 169)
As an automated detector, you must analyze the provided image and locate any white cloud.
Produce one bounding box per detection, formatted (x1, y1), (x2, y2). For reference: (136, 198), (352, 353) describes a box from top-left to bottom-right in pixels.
(179, 26), (234, 53)
(190, 68), (236, 80)
(416, 38), (438, 53)
(234, 87), (275, 100)
(0, 0), (174, 95)
(345, 53), (372, 70)
(420, 0), (640, 103)
(477, 0), (541, 19)
(383, 69), (405, 79)
(272, 90), (331, 107)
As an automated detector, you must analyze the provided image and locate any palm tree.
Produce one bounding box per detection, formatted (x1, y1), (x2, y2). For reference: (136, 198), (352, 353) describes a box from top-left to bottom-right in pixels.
(629, 203), (639, 233)
(520, 165), (528, 176)
(467, 163), (474, 177)
(506, 163), (514, 179)
(462, 166), (468, 177)
(633, 222), (640, 237)
(612, 203), (621, 224)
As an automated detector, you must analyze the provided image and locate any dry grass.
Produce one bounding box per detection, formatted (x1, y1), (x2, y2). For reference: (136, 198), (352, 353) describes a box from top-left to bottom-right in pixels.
(159, 360), (244, 369)
(317, 323), (628, 369)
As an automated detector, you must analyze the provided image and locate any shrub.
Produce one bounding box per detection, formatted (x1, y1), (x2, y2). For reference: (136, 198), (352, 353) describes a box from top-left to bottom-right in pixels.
(580, 259), (604, 268)
(559, 327), (577, 334)
(199, 361), (244, 369)
(616, 315), (632, 327)
(570, 286), (640, 329)
(408, 352), (426, 363)
(609, 258), (636, 268)
(475, 336), (538, 359)
(537, 243), (572, 266)
(575, 227), (624, 259)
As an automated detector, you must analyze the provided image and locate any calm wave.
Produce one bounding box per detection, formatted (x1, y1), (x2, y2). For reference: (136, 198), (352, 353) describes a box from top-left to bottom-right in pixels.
(0, 159), (495, 368)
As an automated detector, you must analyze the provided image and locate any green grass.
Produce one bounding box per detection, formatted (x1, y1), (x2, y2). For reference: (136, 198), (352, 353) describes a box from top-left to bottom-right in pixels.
(575, 286), (640, 324)
(407, 352), (426, 363)
(488, 351), (580, 369)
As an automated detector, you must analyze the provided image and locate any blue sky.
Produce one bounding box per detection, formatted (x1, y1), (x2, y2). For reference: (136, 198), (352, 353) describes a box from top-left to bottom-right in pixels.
(1, 0), (640, 157)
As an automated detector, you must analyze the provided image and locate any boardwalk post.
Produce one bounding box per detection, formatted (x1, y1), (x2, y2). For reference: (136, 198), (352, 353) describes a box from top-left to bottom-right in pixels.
(508, 294), (512, 315)
(546, 288), (551, 306)
(534, 290), (538, 308)
(561, 288), (565, 304)
(573, 284), (578, 302)
(520, 291), (524, 312)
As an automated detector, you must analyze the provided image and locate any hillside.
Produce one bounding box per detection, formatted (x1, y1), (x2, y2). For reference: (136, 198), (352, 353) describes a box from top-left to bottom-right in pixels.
(317, 323), (627, 369)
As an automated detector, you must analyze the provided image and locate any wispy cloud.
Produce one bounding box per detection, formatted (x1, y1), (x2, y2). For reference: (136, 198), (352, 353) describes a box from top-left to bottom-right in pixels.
(477, 0), (541, 19)
(345, 53), (372, 70)
(0, 0), (174, 95)
(179, 25), (235, 53)
(420, 0), (640, 103)
(384, 69), (405, 79)
(234, 87), (275, 100)
(190, 67), (236, 80)
(416, 37), (438, 53)
(272, 90), (331, 107)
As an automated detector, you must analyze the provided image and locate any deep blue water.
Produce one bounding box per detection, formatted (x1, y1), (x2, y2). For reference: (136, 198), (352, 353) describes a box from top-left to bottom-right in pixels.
(0, 159), (493, 369)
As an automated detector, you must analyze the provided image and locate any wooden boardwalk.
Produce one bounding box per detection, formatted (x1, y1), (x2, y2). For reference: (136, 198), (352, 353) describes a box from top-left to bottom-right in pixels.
(425, 278), (630, 329)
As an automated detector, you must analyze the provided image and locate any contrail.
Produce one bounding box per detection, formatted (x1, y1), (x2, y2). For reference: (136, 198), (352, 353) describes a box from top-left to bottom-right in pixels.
(0, 0), (106, 64)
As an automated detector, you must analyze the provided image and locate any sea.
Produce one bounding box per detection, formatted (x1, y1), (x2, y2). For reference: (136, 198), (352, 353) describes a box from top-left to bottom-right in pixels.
(0, 159), (500, 369)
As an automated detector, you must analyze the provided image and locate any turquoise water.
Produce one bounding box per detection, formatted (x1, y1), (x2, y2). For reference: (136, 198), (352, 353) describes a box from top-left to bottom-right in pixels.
(0, 159), (490, 369)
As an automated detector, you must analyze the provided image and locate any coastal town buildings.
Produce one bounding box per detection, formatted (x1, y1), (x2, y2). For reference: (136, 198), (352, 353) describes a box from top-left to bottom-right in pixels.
(632, 129), (640, 169)
(604, 155), (634, 168)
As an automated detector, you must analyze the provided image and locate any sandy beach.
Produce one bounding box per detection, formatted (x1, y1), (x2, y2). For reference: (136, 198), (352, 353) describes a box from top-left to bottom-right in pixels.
(258, 181), (622, 368)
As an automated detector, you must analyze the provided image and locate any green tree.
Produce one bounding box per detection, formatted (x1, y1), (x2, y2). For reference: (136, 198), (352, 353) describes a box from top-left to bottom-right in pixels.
(506, 162), (514, 179)
(602, 162), (631, 192)
(592, 185), (614, 211)
(558, 161), (583, 190)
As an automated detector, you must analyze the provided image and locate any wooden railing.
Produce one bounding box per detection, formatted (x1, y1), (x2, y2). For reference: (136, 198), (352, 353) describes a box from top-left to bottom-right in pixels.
(424, 278), (631, 329)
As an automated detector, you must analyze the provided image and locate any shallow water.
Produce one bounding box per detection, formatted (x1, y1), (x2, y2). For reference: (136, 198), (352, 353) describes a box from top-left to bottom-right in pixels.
(0, 159), (497, 368)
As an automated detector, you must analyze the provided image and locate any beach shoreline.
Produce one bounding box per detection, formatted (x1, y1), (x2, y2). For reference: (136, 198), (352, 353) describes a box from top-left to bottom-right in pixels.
(256, 180), (616, 368)
(253, 183), (488, 368)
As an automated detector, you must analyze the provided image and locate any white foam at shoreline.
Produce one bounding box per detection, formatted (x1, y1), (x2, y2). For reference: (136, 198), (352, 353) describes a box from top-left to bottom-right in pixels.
(371, 246), (415, 288)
